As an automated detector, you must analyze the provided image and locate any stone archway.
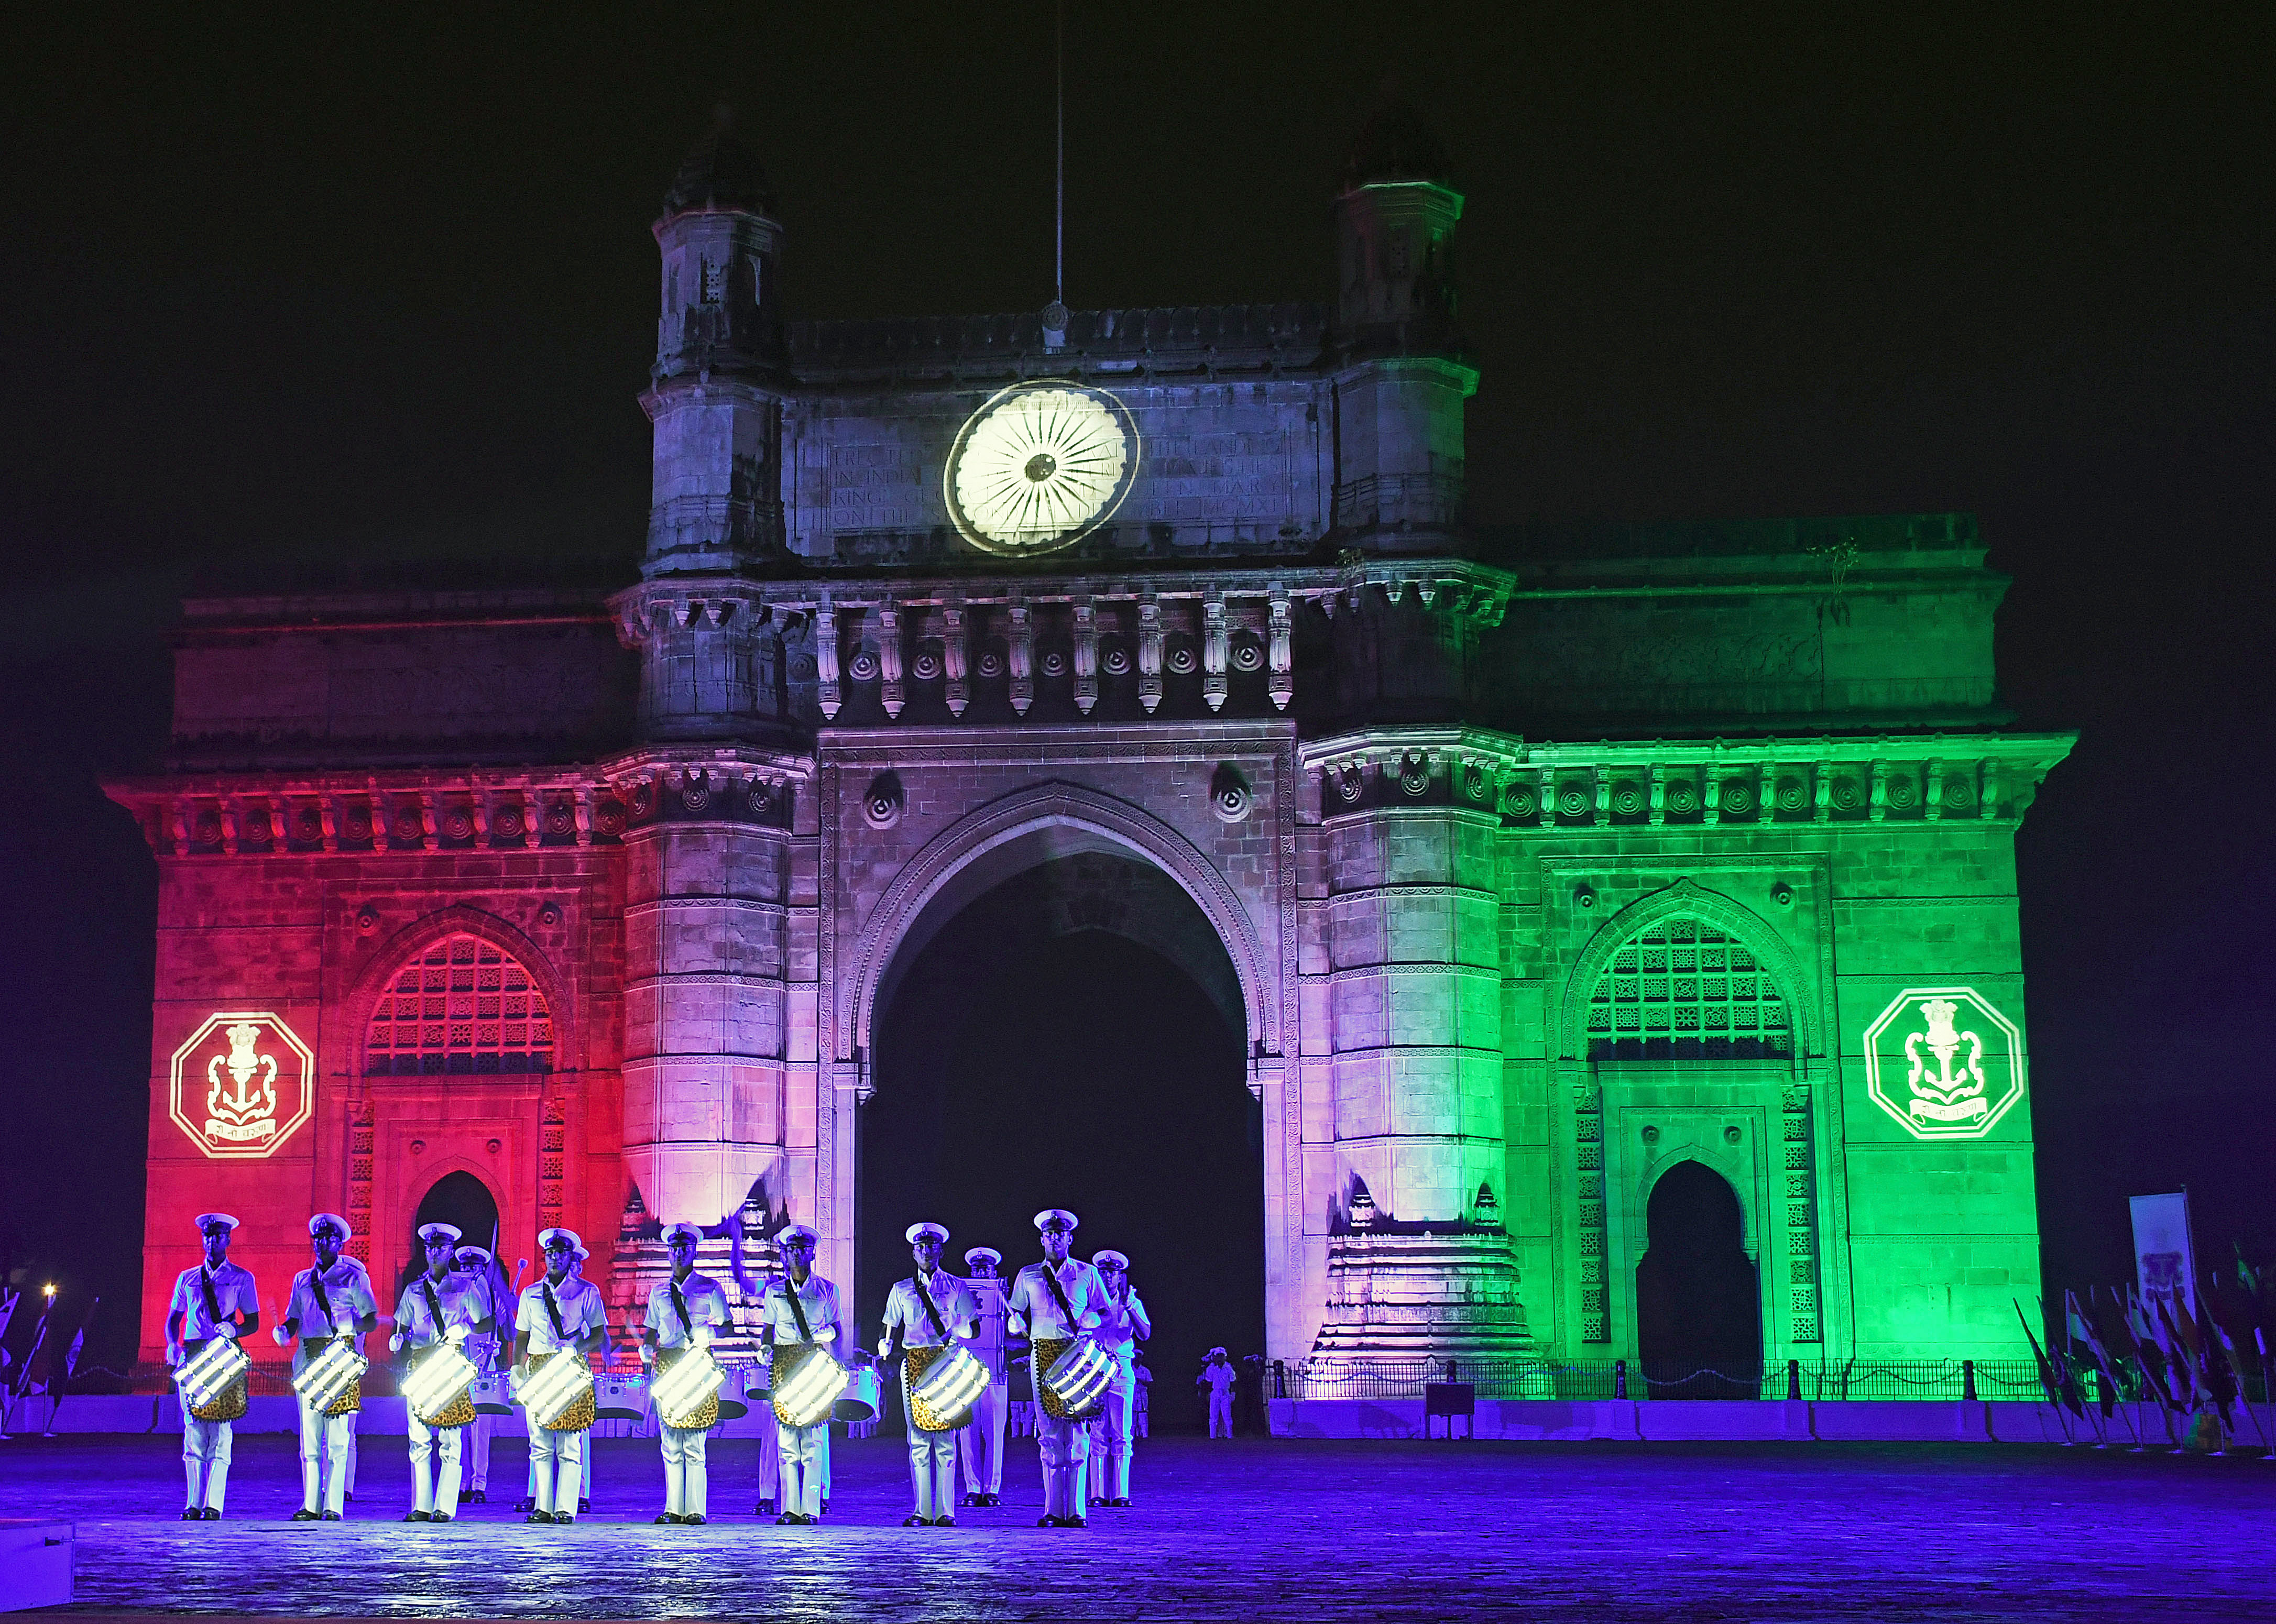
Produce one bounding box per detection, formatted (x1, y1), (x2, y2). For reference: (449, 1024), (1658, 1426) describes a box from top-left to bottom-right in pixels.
(1635, 1159), (1763, 1398)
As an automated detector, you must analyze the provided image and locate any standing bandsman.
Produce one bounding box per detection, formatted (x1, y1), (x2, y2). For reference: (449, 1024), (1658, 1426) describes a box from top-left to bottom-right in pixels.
(164, 1213), (259, 1521)
(513, 1227), (607, 1524)
(1006, 1209), (1107, 1528)
(880, 1222), (979, 1527)
(277, 1213), (378, 1521)
(452, 1244), (506, 1502)
(957, 1246), (1010, 1508)
(1089, 1249), (1151, 1507)
(759, 1223), (844, 1524)
(1199, 1347), (1237, 1438)
(642, 1221), (732, 1525)
(392, 1222), (490, 1522)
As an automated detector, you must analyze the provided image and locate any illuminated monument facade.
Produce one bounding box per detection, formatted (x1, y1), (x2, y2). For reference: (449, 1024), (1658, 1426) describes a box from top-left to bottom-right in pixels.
(109, 108), (2070, 1375)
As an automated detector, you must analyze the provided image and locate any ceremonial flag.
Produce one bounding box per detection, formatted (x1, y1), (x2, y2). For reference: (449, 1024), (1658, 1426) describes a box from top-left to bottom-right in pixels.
(2015, 1301), (2074, 1420)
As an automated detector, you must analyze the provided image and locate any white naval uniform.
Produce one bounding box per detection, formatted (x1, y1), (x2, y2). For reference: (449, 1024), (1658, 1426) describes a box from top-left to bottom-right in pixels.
(643, 1270), (732, 1519)
(515, 1274), (607, 1517)
(1005, 1258), (1108, 1521)
(1092, 1280), (1152, 1500)
(395, 1270), (484, 1518)
(459, 1274), (505, 1495)
(957, 1274), (1011, 1499)
(285, 1259), (377, 1516)
(760, 1271), (843, 1519)
(1202, 1359), (1237, 1436)
(167, 1260), (258, 1513)
(883, 1270), (979, 1520)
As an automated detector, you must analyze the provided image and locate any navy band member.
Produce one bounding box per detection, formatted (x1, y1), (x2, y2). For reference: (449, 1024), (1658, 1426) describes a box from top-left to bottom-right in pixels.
(1006, 1209), (1107, 1528)
(452, 1245), (506, 1501)
(643, 1221), (732, 1524)
(164, 1213), (259, 1521)
(760, 1223), (845, 1524)
(1200, 1347), (1236, 1437)
(277, 1213), (378, 1521)
(392, 1222), (491, 1522)
(881, 1222), (980, 1527)
(1090, 1249), (1152, 1507)
(957, 1246), (1010, 1508)
(513, 1227), (607, 1523)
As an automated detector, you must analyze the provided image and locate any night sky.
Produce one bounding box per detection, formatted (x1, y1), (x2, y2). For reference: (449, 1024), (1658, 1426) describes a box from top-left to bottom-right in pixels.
(2, 7), (2269, 1373)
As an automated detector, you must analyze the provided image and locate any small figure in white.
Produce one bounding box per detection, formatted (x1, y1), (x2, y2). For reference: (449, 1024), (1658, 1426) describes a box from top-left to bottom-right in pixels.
(760, 1223), (846, 1524)
(392, 1221), (491, 1522)
(164, 1212), (258, 1520)
(957, 1245), (1011, 1507)
(278, 1213), (378, 1520)
(880, 1221), (980, 1526)
(1200, 1346), (1237, 1438)
(512, 1227), (607, 1523)
(1089, 1249), (1151, 1506)
(643, 1221), (732, 1524)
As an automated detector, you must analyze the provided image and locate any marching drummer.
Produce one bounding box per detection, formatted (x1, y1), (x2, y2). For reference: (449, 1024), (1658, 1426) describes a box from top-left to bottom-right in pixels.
(513, 1227), (607, 1524)
(1090, 1249), (1151, 1508)
(164, 1212), (259, 1521)
(759, 1223), (846, 1525)
(957, 1246), (1010, 1508)
(1005, 1209), (1107, 1528)
(452, 1244), (507, 1502)
(277, 1213), (378, 1522)
(392, 1221), (491, 1522)
(642, 1221), (732, 1525)
(880, 1221), (979, 1527)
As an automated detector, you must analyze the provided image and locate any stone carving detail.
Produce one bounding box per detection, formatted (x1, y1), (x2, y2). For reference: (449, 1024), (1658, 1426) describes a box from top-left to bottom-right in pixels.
(861, 771), (905, 830)
(1503, 781), (1537, 820)
(1396, 753), (1431, 798)
(1210, 764), (1253, 824)
(1782, 1082), (1822, 1342)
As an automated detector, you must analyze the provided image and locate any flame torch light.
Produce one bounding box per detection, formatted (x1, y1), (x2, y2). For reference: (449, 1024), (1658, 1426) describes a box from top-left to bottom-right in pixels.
(174, 1337), (251, 1410)
(291, 1338), (368, 1412)
(515, 1349), (595, 1430)
(773, 1347), (850, 1428)
(912, 1344), (990, 1426)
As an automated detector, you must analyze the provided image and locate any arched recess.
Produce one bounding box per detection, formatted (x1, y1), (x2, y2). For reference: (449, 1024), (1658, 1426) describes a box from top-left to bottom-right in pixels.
(847, 781), (1273, 1069)
(343, 905), (574, 1077)
(1633, 1136), (1759, 1260)
(1556, 879), (1815, 1062)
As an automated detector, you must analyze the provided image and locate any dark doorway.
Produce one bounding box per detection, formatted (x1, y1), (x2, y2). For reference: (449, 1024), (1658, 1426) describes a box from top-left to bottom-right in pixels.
(864, 854), (1260, 1433)
(1635, 1159), (1761, 1398)
(406, 1170), (500, 1296)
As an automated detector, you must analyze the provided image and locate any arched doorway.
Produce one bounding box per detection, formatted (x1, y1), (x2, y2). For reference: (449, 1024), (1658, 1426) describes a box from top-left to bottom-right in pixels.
(1635, 1160), (1761, 1398)
(862, 851), (1261, 1433)
(403, 1170), (501, 1296)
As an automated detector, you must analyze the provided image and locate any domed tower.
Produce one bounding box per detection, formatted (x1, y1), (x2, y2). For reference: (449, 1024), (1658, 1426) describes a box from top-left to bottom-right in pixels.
(643, 109), (789, 576)
(1328, 91), (1475, 555)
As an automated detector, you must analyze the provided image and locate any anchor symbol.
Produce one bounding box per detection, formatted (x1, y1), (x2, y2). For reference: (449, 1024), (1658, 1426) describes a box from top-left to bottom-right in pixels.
(205, 1021), (279, 1144)
(1902, 997), (1988, 1124)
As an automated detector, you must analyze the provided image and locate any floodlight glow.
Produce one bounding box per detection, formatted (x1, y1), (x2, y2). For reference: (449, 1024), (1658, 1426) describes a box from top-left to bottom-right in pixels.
(174, 1337), (250, 1410)
(291, 1338), (368, 1412)
(400, 1341), (478, 1421)
(910, 1343), (989, 1429)
(944, 380), (1139, 556)
(515, 1349), (595, 1430)
(772, 1346), (849, 1428)
(651, 1346), (726, 1426)
(1043, 1336), (1115, 1417)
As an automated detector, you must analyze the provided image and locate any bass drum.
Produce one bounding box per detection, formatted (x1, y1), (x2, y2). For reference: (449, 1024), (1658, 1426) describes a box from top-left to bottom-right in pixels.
(834, 1362), (881, 1423)
(469, 1372), (512, 1415)
(594, 1374), (650, 1424)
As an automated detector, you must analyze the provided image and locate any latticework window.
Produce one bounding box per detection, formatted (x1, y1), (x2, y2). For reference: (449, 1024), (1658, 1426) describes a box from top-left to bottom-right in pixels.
(366, 934), (553, 1075)
(1586, 917), (1790, 1060)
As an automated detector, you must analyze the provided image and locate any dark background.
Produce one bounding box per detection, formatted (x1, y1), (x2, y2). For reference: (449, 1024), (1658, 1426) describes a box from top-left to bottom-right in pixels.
(2, 5), (2269, 1377)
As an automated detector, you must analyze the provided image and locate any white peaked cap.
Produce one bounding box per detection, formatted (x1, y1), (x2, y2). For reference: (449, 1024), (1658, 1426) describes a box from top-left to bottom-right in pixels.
(1033, 1209), (1079, 1234)
(663, 1222), (705, 1245)
(453, 1246), (493, 1266)
(905, 1222), (949, 1245)
(538, 1226), (582, 1253)
(417, 1222), (463, 1245)
(1092, 1249), (1129, 1270)
(964, 1246), (1002, 1267)
(309, 1213), (353, 1243)
(776, 1223), (819, 1247)
(194, 1213), (240, 1235)
(1208, 1346), (1228, 1358)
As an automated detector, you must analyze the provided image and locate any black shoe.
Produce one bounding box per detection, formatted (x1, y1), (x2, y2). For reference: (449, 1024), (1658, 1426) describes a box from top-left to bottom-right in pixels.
(430, 1511), (453, 1523)
(1064, 1515), (1087, 1529)
(180, 1507), (203, 1521)
(343, 1492), (354, 1502)
(526, 1511), (552, 1524)
(202, 1507), (221, 1521)
(755, 1497), (775, 1516)
(819, 1499), (829, 1515)
(775, 1512), (796, 1525)
(320, 1510), (342, 1521)
(656, 1513), (682, 1524)
(292, 1509), (320, 1521)
(517, 1496), (537, 1513)
(903, 1514), (927, 1527)
(932, 1516), (956, 1527)
(465, 1490), (486, 1504)
(682, 1513), (706, 1526)
(1038, 1515), (1059, 1527)
(404, 1510), (432, 1522)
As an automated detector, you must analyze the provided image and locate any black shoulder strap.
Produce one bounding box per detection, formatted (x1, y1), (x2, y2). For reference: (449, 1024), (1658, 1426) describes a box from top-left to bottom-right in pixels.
(541, 1281), (567, 1340)
(309, 1267), (336, 1332)
(420, 1278), (446, 1340)
(911, 1276), (949, 1338)
(782, 1276), (815, 1342)
(1041, 1264), (1079, 1330)
(669, 1280), (694, 1338)
(198, 1265), (225, 1328)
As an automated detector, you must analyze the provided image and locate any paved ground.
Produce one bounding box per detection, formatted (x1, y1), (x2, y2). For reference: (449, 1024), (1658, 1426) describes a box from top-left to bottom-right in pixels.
(4, 1431), (2272, 1620)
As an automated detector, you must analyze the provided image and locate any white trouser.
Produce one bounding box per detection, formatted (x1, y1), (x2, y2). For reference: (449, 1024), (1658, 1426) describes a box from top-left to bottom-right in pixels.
(1209, 1391), (1234, 1436)
(1036, 1413), (1090, 1519)
(345, 1429), (358, 1492)
(298, 1401), (354, 1514)
(408, 1415), (464, 1516)
(467, 1411), (493, 1489)
(960, 1380), (1008, 1495)
(660, 1424), (709, 1518)
(902, 1367), (958, 1518)
(777, 1421), (828, 1518)
(182, 1416), (233, 1511)
(529, 1424), (586, 1516)
(1097, 1359), (1135, 1499)
(754, 1406), (779, 1499)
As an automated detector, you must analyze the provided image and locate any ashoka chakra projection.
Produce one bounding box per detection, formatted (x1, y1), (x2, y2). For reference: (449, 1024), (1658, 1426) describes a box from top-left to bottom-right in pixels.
(945, 380), (1139, 556)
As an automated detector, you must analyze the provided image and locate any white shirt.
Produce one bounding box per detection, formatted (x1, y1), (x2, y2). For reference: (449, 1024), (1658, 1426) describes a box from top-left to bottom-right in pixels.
(883, 1271), (979, 1351)
(284, 1259), (377, 1369)
(759, 1272), (842, 1354)
(643, 1270), (733, 1349)
(959, 1274), (1010, 1379)
(455, 1271), (505, 1370)
(516, 1274), (607, 1359)
(1093, 1281), (1152, 1359)
(1006, 1258), (1107, 1341)
(395, 1270), (485, 1347)
(168, 1260), (258, 1344)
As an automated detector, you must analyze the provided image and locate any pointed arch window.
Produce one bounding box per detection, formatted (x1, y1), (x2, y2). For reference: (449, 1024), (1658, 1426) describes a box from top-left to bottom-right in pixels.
(366, 934), (553, 1075)
(1586, 917), (1790, 1061)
